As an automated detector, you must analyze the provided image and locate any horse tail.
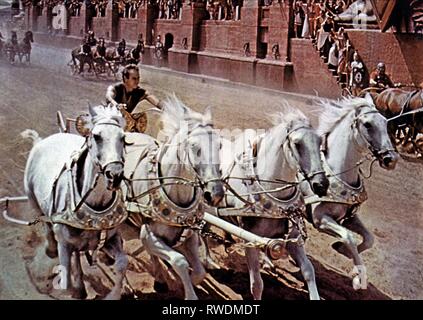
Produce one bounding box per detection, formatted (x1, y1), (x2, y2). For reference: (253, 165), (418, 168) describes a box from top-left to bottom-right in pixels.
(20, 129), (42, 145)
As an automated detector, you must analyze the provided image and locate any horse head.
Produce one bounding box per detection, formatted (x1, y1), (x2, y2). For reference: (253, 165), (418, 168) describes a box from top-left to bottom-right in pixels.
(76, 104), (126, 190)
(352, 94), (399, 170)
(319, 94), (399, 171)
(160, 95), (224, 206)
(273, 106), (329, 197)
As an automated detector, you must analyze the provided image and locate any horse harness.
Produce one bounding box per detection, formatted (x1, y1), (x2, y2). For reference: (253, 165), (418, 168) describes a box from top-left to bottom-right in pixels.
(218, 129), (313, 243)
(388, 90), (423, 130)
(47, 143), (127, 231)
(125, 141), (206, 246)
(305, 109), (379, 224)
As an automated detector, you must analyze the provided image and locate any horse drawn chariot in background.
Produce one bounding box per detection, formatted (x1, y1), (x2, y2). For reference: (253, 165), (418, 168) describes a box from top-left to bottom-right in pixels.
(68, 36), (144, 79)
(342, 80), (423, 161)
(373, 86), (423, 161)
(1, 30), (33, 65)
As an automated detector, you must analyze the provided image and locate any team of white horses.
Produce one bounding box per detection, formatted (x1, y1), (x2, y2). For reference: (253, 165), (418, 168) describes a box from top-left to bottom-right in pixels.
(21, 93), (398, 300)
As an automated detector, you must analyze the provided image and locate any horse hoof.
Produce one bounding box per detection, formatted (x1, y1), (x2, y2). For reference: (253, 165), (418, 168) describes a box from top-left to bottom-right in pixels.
(153, 281), (169, 293)
(352, 276), (362, 290)
(72, 288), (88, 300)
(331, 242), (353, 259)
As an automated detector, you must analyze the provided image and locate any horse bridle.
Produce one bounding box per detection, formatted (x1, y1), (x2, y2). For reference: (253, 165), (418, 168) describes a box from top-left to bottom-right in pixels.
(351, 108), (395, 158)
(86, 120), (125, 175)
(53, 119), (125, 214)
(282, 125), (325, 183)
(167, 124), (221, 189)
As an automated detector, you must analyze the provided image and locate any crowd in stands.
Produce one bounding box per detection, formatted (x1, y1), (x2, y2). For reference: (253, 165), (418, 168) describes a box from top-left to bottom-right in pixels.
(66, 0), (83, 16)
(291, 0), (382, 94)
(30, 0), (243, 21)
(115, 0), (144, 18)
(205, 0), (243, 20)
(156, 0), (183, 19)
(292, 0), (358, 40)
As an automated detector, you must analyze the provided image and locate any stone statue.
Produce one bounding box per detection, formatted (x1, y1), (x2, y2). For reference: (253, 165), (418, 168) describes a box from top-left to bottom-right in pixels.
(335, 0), (376, 24)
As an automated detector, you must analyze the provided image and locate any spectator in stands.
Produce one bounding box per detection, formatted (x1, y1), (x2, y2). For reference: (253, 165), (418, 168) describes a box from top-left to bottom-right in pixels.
(317, 11), (335, 61)
(208, 0), (220, 20)
(327, 30), (338, 72)
(349, 50), (365, 96)
(301, 0), (311, 39)
(333, 0), (346, 14)
(294, 0), (305, 38)
(232, 0), (239, 20)
(336, 27), (351, 77)
(309, 0), (319, 41)
(369, 62), (395, 90)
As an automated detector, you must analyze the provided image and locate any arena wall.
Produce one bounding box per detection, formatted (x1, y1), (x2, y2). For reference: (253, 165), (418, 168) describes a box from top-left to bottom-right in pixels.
(26, 2), (423, 97)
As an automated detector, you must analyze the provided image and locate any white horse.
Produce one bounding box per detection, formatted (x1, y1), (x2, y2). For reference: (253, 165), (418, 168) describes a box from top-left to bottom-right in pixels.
(24, 104), (128, 299)
(302, 95), (398, 290)
(218, 106), (329, 300)
(123, 96), (224, 300)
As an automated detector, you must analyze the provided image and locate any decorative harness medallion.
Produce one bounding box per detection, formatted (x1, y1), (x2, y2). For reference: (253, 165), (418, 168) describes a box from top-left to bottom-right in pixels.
(125, 143), (205, 228)
(320, 153), (368, 206)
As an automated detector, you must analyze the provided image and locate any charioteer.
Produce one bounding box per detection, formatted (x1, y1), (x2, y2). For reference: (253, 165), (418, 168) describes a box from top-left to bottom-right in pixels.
(369, 62), (395, 90)
(105, 64), (164, 133)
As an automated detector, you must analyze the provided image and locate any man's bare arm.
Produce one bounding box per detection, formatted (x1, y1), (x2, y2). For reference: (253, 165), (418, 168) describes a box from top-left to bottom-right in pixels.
(106, 85), (118, 106)
(145, 94), (164, 109)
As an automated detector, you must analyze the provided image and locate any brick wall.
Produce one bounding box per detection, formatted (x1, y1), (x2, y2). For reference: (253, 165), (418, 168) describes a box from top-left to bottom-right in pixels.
(266, 2), (290, 61)
(31, 3), (423, 97)
(154, 19), (183, 48)
(290, 39), (341, 98)
(118, 18), (143, 42)
(199, 21), (244, 55)
(68, 16), (85, 38)
(92, 16), (111, 40)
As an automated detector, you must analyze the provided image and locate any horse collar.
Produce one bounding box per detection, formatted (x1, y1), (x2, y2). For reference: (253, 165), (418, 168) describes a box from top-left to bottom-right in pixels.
(51, 148), (127, 230)
(321, 153), (368, 206)
(127, 143), (205, 228)
(240, 138), (305, 219)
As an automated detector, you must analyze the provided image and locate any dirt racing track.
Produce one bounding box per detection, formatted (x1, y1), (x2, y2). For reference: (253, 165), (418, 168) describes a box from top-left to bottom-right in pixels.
(0, 40), (422, 300)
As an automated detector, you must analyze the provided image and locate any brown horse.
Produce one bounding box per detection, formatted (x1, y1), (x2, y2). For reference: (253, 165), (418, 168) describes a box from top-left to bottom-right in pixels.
(374, 88), (423, 150)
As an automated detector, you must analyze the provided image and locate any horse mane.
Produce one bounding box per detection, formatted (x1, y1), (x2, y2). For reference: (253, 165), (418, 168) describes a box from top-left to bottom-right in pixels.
(91, 104), (125, 127)
(268, 101), (311, 130)
(160, 94), (213, 137)
(317, 96), (376, 136)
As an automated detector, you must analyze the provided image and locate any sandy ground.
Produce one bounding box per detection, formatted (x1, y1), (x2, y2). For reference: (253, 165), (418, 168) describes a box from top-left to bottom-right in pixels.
(0, 38), (422, 300)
